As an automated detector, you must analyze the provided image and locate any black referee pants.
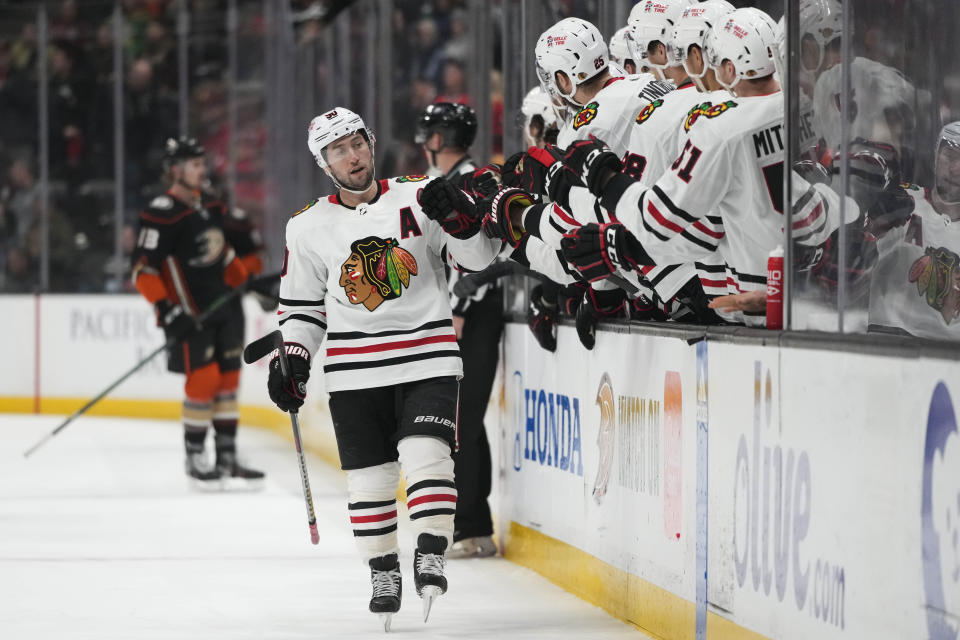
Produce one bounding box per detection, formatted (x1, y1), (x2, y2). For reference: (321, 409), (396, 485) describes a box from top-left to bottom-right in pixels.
(453, 288), (503, 541)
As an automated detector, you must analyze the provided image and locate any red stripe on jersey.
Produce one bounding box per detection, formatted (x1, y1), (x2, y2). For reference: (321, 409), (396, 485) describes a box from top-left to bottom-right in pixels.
(407, 494), (457, 508)
(640, 265), (654, 275)
(327, 194), (338, 204)
(693, 220), (724, 239)
(349, 510), (398, 524)
(646, 201), (685, 235)
(378, 179), (390, 195)
(326, 334), (456, 357)
(792, 202), (823, 230)
(551, 203), (579, 227)
(726, 277), (744, 292)
(699, 277), (727, 288)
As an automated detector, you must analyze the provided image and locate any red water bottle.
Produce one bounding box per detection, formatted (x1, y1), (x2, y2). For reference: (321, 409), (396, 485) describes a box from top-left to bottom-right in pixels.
(766, 245), (784, 330)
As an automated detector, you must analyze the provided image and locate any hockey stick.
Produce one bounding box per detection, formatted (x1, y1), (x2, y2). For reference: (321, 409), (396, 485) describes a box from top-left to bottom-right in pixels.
(243, 330), (320, 545)
(22, 272), (282, 458)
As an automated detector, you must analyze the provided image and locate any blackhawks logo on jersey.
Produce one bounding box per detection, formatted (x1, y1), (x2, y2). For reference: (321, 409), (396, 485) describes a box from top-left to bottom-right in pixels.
(396, 175), (429, 183)
(908, 246), (960, 325)
(635, 99), (664, 125)
(572, 101), (600, 130)
(683, 100), (738, 132)
(340, 236), (419, 312)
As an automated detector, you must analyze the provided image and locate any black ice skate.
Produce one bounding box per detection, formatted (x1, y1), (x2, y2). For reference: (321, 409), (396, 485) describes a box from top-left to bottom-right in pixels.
(214, 451), (266, 491)
(369, 553), (402, 632)
(185, 451), (221, 488)
(413, 533), (448, 622)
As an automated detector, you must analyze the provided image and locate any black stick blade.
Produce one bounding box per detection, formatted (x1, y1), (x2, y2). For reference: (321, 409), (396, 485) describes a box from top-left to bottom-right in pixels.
(243, 330), (284, 364)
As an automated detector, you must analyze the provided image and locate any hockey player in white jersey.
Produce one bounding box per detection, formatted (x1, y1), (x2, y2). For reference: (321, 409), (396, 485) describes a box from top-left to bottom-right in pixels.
(608, 26), (637, 75)
(673, 0), (736, 93)
(553, 7), (846, 326)
(868, 123), (960, 340)
(267, 107), (500, 629)
(540, 17), (665, 159)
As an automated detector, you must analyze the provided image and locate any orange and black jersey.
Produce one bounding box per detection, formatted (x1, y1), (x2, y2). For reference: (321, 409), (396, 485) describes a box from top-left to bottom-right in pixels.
(131, 190), (263, 315)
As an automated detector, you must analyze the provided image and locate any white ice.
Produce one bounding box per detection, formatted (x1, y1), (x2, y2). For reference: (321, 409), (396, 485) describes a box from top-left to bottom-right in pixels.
(1, 415), (648, 639)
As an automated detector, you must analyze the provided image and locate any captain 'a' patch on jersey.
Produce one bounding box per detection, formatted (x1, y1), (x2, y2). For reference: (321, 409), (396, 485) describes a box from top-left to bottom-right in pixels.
(340, 236), (419, 311)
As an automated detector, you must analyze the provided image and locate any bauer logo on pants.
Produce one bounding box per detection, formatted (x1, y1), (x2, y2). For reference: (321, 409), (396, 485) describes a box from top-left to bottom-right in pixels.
(339, 236), (418, 312)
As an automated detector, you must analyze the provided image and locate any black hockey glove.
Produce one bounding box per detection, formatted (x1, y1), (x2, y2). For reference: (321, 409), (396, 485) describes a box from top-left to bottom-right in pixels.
(418, 177), (482, 239)
(834, 138), (914, 234)
(560, 223), (649, 283)
(524, 145), (580, 209)
(527, 284), (558, 352)
(501, 151), (525, 189)
(462, 164), (502, 200)
(155, 300), (199, 341)
(575, 287), (627, 350)
(557, 281), (588, 317)
(481, 187), (534, 248)
(628, 294), (669, 323)
(267, 343), (311, 412)
(563, 136), (623, 196)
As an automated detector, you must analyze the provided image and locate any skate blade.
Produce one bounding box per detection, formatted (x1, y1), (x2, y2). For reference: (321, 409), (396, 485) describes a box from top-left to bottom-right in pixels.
(421, 585), (442, 622)
(379, 612), (393, 632)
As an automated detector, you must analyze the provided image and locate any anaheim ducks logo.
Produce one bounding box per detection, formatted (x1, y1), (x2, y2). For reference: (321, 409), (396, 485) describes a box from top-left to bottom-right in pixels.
(635, 99), (664, 125)
(592, 372), (616, 505)
(396, 175), (429, 183)
(908, 246), (960, 324)
(572, 101), (600, 130)
(340, 236), (418, 311)
(683, 100), (738, 132)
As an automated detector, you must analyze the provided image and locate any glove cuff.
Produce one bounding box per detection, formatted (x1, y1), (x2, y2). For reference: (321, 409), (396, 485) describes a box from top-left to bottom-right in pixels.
(599, 172), (637, 213)
(278, 341), (311, 365)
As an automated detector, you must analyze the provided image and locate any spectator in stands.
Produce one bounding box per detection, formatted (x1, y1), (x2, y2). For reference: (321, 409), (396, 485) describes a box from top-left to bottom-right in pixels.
(48, 41), (91, 185)
(436, 59), (469, 104)
(125, 57), (177, 204)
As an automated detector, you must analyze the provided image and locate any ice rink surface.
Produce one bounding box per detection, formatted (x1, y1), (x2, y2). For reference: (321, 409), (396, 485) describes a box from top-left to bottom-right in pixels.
(1, 415), (647, 639)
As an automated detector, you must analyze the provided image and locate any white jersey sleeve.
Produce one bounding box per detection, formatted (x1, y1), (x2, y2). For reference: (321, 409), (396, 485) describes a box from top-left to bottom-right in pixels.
(278, 203), (329, 359)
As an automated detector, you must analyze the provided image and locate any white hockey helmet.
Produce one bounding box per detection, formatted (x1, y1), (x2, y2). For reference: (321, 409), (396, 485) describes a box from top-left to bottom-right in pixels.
(935, 121), (960, 205)
(627, 0), (694, 72)
(799, 0), (844, 73)
(608, 26), (633, 67)
(705, 7), (779, 91)
(520, 85), (562, 146)
(535, 18), (609, 107)
(306, 107), (375, 169)
(672, 0), (735, 79)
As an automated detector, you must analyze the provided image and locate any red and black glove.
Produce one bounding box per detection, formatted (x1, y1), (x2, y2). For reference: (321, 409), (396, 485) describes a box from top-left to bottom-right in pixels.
(575, 287), (627, 350)
(560, 223), (649, 283)
(557, 281), (588, 317)
(418, 177), (482, 239)
(267, 343), (311, 412)
(481, 187), (534, 248)
(563, 136), (623, 196)
(462, 163), (502, 199)
(525, 145), (581, 209)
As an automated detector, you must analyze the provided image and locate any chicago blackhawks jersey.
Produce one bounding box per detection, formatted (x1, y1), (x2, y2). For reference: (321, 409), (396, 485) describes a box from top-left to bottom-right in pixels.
(278, 177), (501, 392)
(610, 91), (845, 325)
(868, 187), (960, 340)
(131, 190), (262, 317)
(556, 73), (668, 157)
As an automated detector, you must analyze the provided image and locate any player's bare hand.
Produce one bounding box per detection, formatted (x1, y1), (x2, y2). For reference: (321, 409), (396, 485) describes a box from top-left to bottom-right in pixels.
(707, 290), (766, 313)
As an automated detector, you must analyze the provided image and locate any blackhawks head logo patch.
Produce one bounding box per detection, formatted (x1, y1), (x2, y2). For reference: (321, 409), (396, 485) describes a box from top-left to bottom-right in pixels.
(683, 100), (738, 132)
(908, 246), (960, 325)
(396, 175), (429, 183)
(635, 99), (664, 125)
(572, 101), (600, 130)
(340, 236), (419, 311)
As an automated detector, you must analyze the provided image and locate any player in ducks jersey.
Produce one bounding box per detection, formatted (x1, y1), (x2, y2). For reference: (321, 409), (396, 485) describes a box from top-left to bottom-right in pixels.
(267, 107), (500, 629)
(131, 137), (265, 489)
